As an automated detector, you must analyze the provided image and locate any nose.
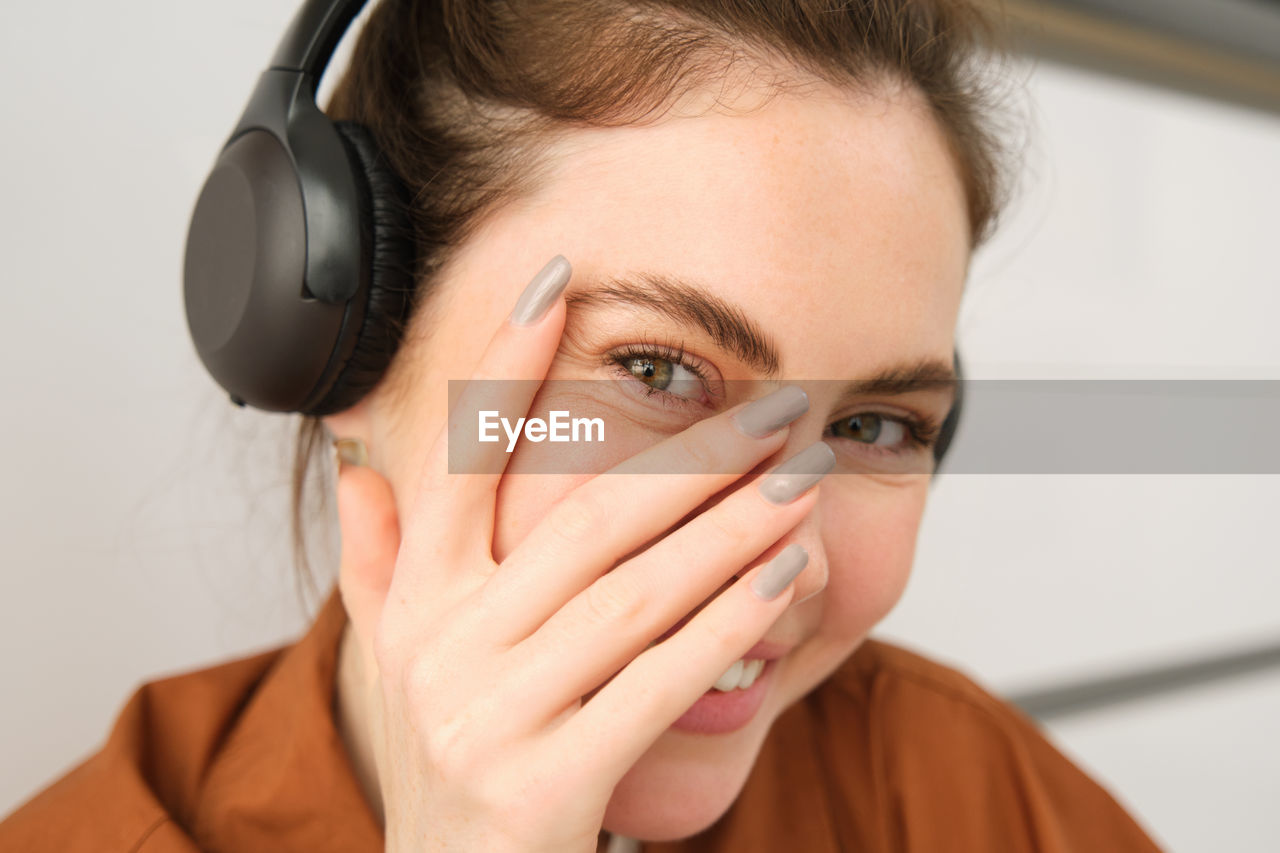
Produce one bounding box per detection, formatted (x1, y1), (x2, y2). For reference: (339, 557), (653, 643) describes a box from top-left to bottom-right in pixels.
(732, 509), (827, 604)
(732, 452), (830, 607)
(749, 424), (831, 606)
(776, 503), (828, 606)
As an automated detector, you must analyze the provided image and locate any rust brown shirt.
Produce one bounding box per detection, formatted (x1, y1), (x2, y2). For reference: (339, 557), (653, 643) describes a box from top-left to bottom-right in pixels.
(0, 585), (1165, 851)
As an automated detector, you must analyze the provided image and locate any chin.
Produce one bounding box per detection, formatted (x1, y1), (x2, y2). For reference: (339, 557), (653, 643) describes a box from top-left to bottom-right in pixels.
(598, 702), (777, 842)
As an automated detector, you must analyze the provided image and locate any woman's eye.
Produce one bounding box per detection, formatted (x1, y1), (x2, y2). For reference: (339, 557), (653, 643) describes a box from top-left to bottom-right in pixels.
(620, 356), (704, 400)
(827, 413), (906, 447)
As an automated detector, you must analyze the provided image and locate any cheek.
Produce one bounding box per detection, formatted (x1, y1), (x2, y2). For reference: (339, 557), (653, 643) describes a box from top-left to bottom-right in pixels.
(818, 482), (928, 641)
(491, 472), (586, 564)
(489, 387), (673, 564)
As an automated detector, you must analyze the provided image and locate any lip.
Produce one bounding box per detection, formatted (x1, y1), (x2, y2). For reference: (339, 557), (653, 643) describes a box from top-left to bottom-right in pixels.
(670, 656), (776, 734)
(739, 639), (793, 661)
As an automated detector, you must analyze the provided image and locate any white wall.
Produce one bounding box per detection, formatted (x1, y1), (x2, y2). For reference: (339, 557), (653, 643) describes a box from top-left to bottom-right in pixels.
(874, 60), (1280, 851)
(2, 2), (1277, 849)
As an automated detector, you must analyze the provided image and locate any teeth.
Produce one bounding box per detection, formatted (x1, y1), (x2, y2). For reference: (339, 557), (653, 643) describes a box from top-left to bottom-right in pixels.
(712, 658), (765, 692)
(712, 660), (744, 691)
(641, 639), (768, 693)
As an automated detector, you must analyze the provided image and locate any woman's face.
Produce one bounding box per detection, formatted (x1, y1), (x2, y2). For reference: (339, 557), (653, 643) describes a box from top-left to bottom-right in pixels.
(331, 80), (968, 840)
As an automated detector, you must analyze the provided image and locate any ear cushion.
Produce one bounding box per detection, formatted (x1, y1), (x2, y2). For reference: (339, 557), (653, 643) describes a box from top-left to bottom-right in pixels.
(305, 120), (418, 415)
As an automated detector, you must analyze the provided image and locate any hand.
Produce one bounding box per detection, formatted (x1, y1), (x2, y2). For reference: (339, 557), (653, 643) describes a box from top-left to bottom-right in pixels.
(335, 255), (829, 852)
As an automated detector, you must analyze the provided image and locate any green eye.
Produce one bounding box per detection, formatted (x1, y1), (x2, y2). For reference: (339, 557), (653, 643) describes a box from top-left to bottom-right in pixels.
(829, 413), (904, 445)
(619, 355), (704, 400)
(625, 356), (674, 388)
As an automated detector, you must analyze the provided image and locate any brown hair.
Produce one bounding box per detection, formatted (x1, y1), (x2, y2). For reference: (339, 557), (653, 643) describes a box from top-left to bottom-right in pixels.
(289, 0), (1020, 610)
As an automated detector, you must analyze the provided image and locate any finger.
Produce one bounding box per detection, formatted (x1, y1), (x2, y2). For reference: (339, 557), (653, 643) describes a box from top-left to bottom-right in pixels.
(336, 460), (402, 678)
(501, 443), (831, 723)
(405, 254), (572, 549)
(481, 386), (810, 644)
(551, 544), (808, 780)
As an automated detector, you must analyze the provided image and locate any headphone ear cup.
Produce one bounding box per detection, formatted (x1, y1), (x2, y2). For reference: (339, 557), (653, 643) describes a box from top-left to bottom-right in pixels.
(305, 120), (418, 415)
(932, 349), (964, 469)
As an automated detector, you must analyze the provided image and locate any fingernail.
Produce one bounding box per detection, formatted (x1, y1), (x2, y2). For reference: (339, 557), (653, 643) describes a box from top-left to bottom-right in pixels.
(508, 255), (573, 326)
(751, 544), (809, 601)
(758, 442), (836, 505)
(731, 385), (809, 438)
(334, 437), (368, 471)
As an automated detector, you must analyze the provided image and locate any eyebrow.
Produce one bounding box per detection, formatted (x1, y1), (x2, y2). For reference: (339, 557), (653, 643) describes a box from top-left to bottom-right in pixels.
(565, 271), (957, 398)
(830, 358), (959, 413)
(566, 271), (781, 374)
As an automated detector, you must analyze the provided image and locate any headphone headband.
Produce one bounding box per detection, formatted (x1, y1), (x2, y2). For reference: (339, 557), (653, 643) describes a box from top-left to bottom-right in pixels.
(270, 0), (369, 78)
(182, 0), (963, 469)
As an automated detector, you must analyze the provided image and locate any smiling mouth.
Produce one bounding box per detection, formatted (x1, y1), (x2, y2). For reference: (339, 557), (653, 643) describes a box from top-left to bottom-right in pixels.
(580, 595), (799, 707)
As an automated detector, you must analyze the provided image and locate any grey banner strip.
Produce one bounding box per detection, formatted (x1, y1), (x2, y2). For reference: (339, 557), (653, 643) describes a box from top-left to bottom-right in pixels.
(448, 380), (1280, 474)
(944, 380), (1280, 473)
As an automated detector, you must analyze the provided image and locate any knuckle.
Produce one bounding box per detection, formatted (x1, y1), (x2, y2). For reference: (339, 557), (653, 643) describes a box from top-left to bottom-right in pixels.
(676, 430), (721, 472)
(397, 629), (467, 709)
(695, 607), (745, 657)
(411, 678), (487, 772)
(582, 572), (645, 627)
(699, 506), (745, 547)
(547, 491), (609, 547)
(400, 646), (442, 702)
(429, 714), (485, 780)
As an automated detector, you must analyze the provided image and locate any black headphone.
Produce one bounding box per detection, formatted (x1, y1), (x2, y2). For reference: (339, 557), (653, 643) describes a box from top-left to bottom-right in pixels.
(182, 0), (964, 466)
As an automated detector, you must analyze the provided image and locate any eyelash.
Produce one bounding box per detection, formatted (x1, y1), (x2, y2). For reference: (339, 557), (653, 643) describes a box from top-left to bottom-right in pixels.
(603, 342), (943, 456)
(604, 338), (716, 406)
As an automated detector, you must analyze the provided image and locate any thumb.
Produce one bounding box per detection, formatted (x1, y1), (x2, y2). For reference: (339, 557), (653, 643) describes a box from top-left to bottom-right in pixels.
(336, 458), (402, 673)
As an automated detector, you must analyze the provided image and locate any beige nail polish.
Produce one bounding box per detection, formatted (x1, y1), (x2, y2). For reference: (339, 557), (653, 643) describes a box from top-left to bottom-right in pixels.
(334, 437), (369, 470)
(751, 544), (809, 601)
(758, 442), (836, 505)
(731, 385), (809, 438)
(509, 255), (573, 326)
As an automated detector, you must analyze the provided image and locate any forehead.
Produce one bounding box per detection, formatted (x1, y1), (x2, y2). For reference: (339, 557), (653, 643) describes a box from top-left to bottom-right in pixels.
(510, 82), (970, 373)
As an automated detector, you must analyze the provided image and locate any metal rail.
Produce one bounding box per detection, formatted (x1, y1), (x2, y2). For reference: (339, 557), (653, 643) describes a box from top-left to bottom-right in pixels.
(1008, 638), (1280, 721)
(1003, 0), (1280, 114)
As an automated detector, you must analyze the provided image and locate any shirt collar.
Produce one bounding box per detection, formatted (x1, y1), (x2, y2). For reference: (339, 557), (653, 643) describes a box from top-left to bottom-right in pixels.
(191, 583), (383, 852)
